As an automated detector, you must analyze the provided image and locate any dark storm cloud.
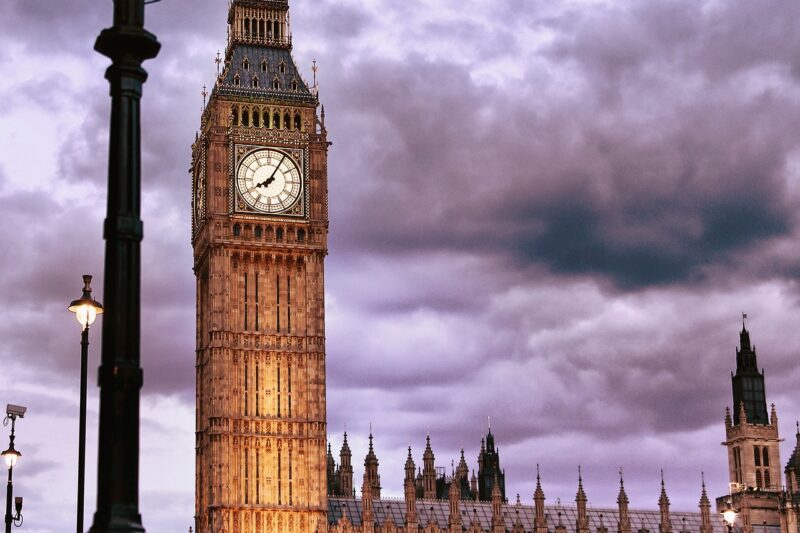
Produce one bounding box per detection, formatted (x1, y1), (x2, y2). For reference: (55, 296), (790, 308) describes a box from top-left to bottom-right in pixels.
(320, 0), (800, 290)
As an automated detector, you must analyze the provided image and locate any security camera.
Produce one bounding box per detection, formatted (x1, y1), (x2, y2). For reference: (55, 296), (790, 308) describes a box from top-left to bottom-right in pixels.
(6, 405), (26, 418)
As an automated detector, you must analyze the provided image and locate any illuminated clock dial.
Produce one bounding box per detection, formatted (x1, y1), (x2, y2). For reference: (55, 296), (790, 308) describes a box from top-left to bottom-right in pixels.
(194, 165), (205, 224)
(236, 149), (302, 213)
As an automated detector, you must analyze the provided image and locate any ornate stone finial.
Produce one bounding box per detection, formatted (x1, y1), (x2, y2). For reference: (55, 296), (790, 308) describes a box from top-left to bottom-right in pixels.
(725, 406), (732, 428)
(516, 493), (521, 504)
(215, 50), (221, 77)
(739, 401), (748, 425)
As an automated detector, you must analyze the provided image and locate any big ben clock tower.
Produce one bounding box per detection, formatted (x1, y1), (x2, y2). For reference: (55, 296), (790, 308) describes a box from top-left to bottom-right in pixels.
(192, 1), (329, 531)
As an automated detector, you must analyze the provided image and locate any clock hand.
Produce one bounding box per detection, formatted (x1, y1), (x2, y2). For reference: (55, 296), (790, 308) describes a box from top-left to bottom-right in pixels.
(254, 176), (276, 189)
(254, 157), (285, 188)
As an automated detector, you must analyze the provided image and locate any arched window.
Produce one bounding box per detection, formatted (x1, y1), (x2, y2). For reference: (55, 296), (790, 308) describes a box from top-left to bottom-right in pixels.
(294, 112), (301, 130)
(252, 77), (259, 89)
(279, 62), (286, 74)
(273, 111), (280, 128)
(244, 18), (250, 37)
(243, 59), (249, 71)
(291, 80), (298, 91)
(262, 109), (269, 128)
(764, 469), (771, 490)
(259, 19), (265, 39)
(255, 226), (263, 238)
(233, 224), (241, 237)
(763, 448), (770, 467)
(283, 112), (290, 130)
(276, 227), (284, 241)
(756, 469), (763, 489)
(234, 74), (240, 87)
(232, 107), (239, 126)
(273, 20), (280, 38)
(273, 79), (280, 90)
(754, 446), (761, 466)
(252, 109), (260, 127)
(242, 109), (250, 127)
(261, 60), (268, 73)
(266, 226), (274, 240)
(297, 229), (305, 243)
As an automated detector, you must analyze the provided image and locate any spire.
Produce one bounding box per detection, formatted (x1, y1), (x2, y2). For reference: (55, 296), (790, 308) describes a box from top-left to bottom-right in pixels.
(534, 464), (548, 533)
(576, 467), (589, 533)
(732, 319), (769, 425)
(422, 434), (436, 500)
(618, 469), (631, 533)
(699, 473), (713, 533)
(784, 421), (800, 493)
(771, 403), (778, 426)
(339, 431), (353, 499)
(364, 430), (381, 498)
(405, 446), (415, 480)
(404, 446), (417, 529)
(659, 470), (672, 533)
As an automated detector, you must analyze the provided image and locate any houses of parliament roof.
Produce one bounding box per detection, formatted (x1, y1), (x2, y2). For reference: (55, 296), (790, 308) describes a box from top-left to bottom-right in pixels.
(327, 497), (732, 533)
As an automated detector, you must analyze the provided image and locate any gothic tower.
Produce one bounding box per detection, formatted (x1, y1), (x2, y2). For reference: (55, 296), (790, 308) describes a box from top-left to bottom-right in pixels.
(723, 323), (781, 492)
(192, 0), (329, 531)
(717, 322), (782, 533)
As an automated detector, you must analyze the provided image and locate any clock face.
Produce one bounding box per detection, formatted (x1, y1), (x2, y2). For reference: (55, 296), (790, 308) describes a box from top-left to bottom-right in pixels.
(236, 149), (302, 213)
(194, 165), (205, 224)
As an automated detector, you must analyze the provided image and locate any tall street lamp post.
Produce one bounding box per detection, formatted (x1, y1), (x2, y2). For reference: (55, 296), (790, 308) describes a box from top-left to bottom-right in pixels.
(69, 275), (103, 533)
(90, 0), (159, 531)
(2, 405), (26, 533)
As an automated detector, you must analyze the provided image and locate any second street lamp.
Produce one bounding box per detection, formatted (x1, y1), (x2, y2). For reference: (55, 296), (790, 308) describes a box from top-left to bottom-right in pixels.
(68, 275), (103, 533)
(2, 405), (25, 533)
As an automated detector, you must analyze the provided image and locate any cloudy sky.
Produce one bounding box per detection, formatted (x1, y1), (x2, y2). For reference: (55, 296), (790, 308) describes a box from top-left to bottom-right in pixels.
(2, 0), (800, 530)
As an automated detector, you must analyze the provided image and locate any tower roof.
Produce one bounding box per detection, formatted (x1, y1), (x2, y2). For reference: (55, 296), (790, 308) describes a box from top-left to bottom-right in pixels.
(731, 322), (769, 425)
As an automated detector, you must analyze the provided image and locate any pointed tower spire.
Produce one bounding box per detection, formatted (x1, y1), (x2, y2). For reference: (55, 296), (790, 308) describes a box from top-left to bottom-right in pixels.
(784, 422), (800, 493)
(364, 430), (381, 498)
(339, 431), (353, 498)
(326, 442), (336, 495)
(576, 467), (590, 533)
(618, 469), (631, 533)
(659, 470), (672, 533)
(422, 434), (436, 500)
(404, 446), (418, 530)
(699, 473), (713, 533)
(534, 464), (548, 533)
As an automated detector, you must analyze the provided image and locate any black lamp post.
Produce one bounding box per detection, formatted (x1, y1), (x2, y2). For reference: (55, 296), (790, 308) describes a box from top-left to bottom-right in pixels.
(2, 405), (26, 533)
(68, 275), (103, 533)
(90, 1), (159, 532)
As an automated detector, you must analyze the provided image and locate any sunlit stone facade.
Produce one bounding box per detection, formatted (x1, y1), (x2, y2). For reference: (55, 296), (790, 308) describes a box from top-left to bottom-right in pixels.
(192, 1), (329, 530)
